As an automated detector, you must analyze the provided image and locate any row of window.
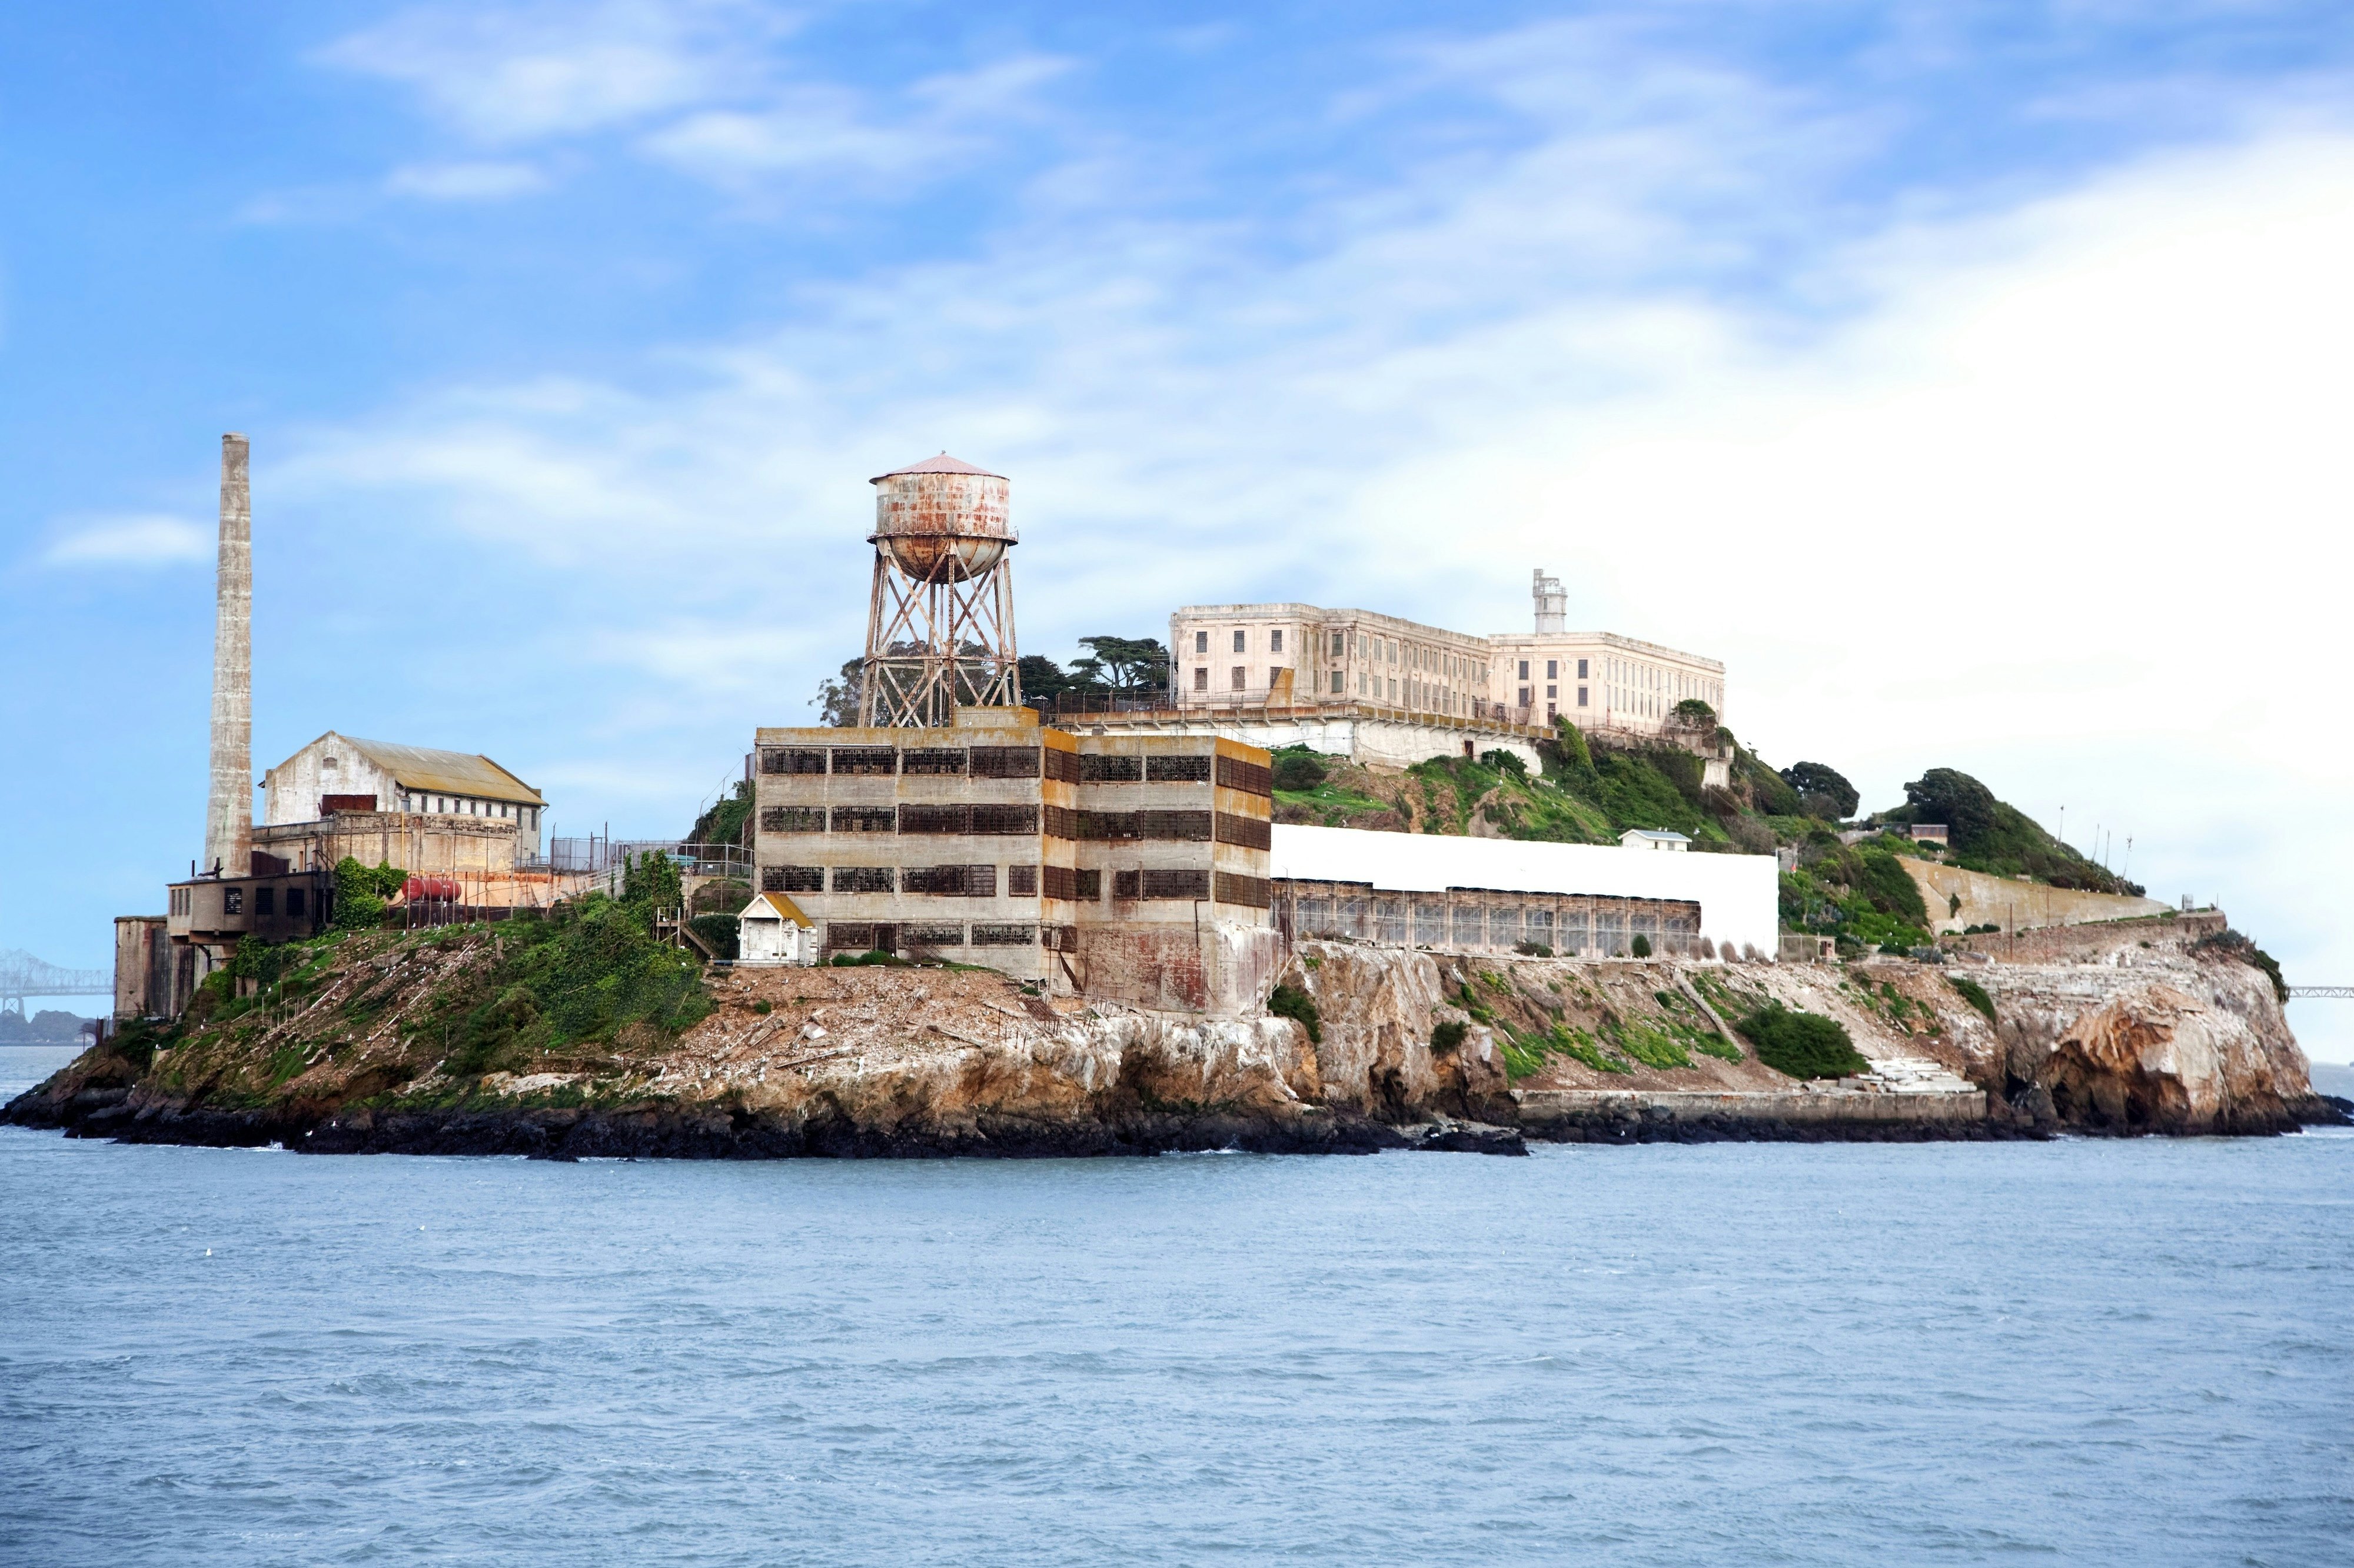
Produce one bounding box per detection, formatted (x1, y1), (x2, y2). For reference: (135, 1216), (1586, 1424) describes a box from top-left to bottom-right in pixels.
(400, 793), (537, 825)
(212, 885), (308, 918)
(761, 864), (1271, 907)
(829, 922), (1052, 950)
(757, 804), (1269, 847)
(756, 746), (1266, 793)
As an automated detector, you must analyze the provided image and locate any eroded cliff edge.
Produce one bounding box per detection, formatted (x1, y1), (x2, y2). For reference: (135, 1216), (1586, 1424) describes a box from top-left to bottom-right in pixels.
(5, 914), (2338, 1156)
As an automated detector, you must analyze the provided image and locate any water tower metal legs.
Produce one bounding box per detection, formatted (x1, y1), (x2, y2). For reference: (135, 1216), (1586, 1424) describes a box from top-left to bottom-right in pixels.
(858, 555), (1022, 727)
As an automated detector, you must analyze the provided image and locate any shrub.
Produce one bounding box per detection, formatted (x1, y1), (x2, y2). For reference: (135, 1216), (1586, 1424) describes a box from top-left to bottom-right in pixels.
(753, 1000), (773, 1015)
(1735, 1003), (1868, 1080)
(1269, 984), (1322, 1043)
(687, 913), (740, 960)
(1630, 934), (1653, 958)
(1947, 975), (1997, 1024)
(1481, 748), (1528, 777)
(1514, 940), (1553, 957)
(331, 857), (407, 931)
(1429, 1020), (1467, 1054)
(1272, 748), (1329, 791)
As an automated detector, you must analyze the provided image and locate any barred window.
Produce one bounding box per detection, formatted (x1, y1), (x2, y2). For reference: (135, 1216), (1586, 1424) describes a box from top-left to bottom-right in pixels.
(1008, 865), (1039, 897)
(1146, 754), (1212, 783)
(901, 748), (967, 776)
(1142, 869), (1211, 900)
(1040, 865), (1078, 901)
(832, 866), (895, 893)
(830, 806), (897, 833)
(787, 748), (828, 774)
(970, 804), (1039, 835)
(1075, 869), (1102, 901)
(1113, 869), (1141, 900)
(832, 747), (897, 776)
(824, 923), (875, 951)
(1142, 810), (1212, 841)
(969, 923), (1036, 947)
(1044, 747), (1083, 784)
(1041, 924), (1079, 953)
(1216, 756), (1272, 796)
(905, 864), (996, 897)
(759, 749), (789, 774)
(1376, 898), (1408, 943)
(1079, 753), (1142, 782)
(901, 924), (966, 947)
(899, 804), (970, 834)
(1079, 810), (1142, 841)
(760, 806), (824, 833)
(969, 747), (1040, 778)
(764, 864), (823, 893)
(1213, 812), (1271, 850)
(1415, 903), (1447, 945)
(1217, 873), (1273, 910)
(1042, 805), (1080, 841)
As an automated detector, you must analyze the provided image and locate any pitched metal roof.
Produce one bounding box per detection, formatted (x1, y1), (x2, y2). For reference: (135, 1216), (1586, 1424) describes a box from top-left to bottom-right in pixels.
(333, 735), (545, 805)
(740, 891), (813, 927)
(870, 452), (1005, 481)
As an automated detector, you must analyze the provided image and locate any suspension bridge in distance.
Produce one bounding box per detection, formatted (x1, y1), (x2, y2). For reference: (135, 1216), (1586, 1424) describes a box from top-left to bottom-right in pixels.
(1, 950), (111, 1017)
(2290, 987), (2354, 999)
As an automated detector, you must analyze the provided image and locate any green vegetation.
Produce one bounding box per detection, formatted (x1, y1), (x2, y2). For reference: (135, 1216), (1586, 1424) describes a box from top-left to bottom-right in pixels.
(1630, 934), (1652, 958)
(1269, 984), (1322, 1043)
(1499, 1021), (1629, 1079)
(1271, 747), (1329, 792)
(1883, 768), (2141, 895)
(830, 949), (909, 967)
(1429, 1020), (1467, 1054)
(1947, 975), (1998, 1025)
(687, 913), (740, 960)
(331, 857), (408, 930)
(434, 895), (712, 1076)
(1779, 761), (1859, 819)
(1735, 1003), (1868, 1080)
(687, 780), (753, 847)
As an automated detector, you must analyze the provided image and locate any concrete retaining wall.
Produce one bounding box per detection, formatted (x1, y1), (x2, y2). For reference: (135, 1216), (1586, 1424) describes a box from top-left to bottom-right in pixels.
(1903, 859), (2168, 936)
(1518, 1086), (1987, 1127)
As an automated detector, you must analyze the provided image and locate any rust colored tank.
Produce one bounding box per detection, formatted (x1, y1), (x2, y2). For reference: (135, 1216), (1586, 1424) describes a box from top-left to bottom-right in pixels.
(869, 452), (1013, 583)
(402, 876), (461, 903)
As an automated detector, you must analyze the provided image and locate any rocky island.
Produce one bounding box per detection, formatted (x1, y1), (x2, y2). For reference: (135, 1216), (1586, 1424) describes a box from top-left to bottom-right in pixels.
(9, 892), (2336, 1158)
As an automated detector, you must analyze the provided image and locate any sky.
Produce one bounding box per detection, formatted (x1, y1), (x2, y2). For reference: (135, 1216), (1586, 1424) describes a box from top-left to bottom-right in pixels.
(2, 1), (2351, 1058)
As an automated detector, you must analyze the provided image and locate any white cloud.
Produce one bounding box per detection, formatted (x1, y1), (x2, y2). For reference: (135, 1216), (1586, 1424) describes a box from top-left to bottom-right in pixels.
(41, 515), (211, 568)
(315, 0), (777, 142)
(385, 160), (548, 199)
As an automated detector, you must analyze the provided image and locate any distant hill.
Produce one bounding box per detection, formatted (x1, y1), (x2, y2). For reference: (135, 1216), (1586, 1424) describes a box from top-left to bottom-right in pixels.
(0, 1009), (98, 1045)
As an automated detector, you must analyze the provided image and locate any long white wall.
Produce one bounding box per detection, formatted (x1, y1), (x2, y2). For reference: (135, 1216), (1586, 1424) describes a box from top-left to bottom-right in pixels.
(1269, 824), (1781, 960)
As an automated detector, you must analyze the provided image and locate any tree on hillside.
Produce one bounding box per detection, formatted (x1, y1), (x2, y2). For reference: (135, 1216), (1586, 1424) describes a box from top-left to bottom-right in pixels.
(1780, 761), (1860, 820)
(1901, 768), (1998, 848)
(1018, 654), (1072, 700)
(811, 657), (863, 726)
(1068, 635), (1170, 697)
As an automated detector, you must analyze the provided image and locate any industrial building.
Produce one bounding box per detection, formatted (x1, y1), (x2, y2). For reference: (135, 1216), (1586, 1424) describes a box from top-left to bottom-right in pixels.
(1148, 570), (1727, 764)
(756, 455), (1279, 1011)
(116, 435), (565, 1021)
(1269, 824), (1780, 961)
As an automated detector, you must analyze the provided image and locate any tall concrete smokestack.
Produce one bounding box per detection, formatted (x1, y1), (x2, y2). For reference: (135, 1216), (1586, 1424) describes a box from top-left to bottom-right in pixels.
(203, 433), (252, 878)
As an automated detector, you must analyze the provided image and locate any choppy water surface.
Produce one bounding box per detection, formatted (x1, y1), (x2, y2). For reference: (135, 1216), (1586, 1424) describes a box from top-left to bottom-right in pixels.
(3, 1045), (2349, 1566)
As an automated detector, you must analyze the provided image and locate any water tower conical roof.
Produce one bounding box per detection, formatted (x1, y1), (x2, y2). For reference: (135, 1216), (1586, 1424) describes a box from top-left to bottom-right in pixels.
(870, 452), (1005, 482)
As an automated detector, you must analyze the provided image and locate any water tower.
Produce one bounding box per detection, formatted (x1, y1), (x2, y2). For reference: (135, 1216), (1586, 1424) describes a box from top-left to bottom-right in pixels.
(859, 453), (1022, 726)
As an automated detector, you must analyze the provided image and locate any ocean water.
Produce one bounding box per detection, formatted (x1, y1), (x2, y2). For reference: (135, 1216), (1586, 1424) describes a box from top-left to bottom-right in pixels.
(3, 1044), (2349, 1566)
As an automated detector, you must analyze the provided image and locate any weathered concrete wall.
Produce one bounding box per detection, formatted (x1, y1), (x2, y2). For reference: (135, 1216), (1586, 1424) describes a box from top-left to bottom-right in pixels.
(202, 434), (252, 878)
(1903, 858), (2169, 934)
(112, 917), (171, 1021)
(1076, 922), (1282, 1015)
(1518, 1087), (1985, 1128)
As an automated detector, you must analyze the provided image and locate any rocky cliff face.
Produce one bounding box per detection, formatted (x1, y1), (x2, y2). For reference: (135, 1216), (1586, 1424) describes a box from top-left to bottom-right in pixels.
(5, 916), (2332, 1156)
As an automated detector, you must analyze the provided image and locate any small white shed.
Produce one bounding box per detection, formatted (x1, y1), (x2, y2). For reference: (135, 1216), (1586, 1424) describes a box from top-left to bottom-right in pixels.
(1619, 828), (1691, 852)
(737, 891), (817, 966)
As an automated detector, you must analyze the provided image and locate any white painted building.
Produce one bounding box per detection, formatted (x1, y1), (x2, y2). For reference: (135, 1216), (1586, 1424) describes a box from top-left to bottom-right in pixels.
(1620, 829), (1691, 851)
(736, 892), (818, 966)
(1269, 824), (1780, 960)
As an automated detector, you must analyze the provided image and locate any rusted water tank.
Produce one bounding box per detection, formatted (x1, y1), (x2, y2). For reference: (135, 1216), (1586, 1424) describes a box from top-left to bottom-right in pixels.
(402, 875), (461, 903)
(868, 453), (1013, 582)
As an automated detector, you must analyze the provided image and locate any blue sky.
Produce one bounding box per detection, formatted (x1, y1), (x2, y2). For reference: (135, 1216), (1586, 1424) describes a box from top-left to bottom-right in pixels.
(4, 1), (2352, 1056)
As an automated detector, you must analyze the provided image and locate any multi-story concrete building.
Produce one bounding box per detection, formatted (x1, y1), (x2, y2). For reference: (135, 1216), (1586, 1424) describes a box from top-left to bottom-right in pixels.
(1166, 568), (1725, 738)
(751, 707), (1276, 1011)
